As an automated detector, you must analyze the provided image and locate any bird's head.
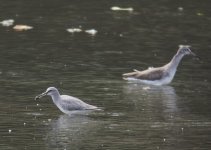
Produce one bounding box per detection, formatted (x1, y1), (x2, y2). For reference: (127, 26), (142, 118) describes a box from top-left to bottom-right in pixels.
(35, 87), (59, 100)
(177, 45), (196, 56)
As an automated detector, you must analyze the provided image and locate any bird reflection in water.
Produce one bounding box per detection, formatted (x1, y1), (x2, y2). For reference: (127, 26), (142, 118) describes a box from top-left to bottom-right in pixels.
(45, 114), (101, 149)
(122, 83), (179, 114)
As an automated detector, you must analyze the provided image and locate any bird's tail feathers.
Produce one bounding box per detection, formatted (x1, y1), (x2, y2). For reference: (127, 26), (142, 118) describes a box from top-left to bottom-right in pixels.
(122, 71), (139, 80)
(133, 69), (140, 72)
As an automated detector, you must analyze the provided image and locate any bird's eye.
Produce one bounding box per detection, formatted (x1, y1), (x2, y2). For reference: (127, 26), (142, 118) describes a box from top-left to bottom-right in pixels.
(47, 90), (52, 93)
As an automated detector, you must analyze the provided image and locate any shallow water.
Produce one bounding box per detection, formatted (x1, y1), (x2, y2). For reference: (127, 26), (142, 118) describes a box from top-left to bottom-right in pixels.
(0, 0), (211, 149)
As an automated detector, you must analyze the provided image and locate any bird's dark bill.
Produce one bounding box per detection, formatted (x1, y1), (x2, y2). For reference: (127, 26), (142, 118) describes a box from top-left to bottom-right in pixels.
(35, 92), (47, 100)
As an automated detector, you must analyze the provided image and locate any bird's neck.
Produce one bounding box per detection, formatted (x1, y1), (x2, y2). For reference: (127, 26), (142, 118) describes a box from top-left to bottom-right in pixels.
(51, 93), (61, 104)
(167, 52), (185, 70)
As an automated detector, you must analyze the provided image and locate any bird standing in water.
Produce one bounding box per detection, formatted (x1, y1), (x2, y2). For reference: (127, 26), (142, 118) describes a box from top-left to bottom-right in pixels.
(35, 87), (98, 115)
(122, 45), (196, 85)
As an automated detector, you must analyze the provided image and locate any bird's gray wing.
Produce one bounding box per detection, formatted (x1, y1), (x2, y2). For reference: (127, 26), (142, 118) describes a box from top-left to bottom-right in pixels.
(123, 67), (165, 81)
(60, 95), (96, 111)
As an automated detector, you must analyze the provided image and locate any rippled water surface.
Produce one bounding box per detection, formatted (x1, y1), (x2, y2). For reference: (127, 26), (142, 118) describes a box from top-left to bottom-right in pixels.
(0, 0), (211, 149)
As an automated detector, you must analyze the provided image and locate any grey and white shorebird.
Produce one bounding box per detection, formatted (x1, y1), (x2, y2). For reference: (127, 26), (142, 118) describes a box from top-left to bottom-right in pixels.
(122, 45), (196, 85)
(35, 87), (98, 115)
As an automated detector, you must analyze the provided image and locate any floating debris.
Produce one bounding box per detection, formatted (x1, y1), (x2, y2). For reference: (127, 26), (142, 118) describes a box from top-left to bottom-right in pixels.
(85, 29), (98, 35)
(66, 28), (82, 33)
(111, 6), (134, 12)
(8, 129), (12, 133)
(178, 7), (184, 12)
(67, 28), (98, 36)
(197, 12), (204, 16)
(142, 86), (151, 90)
(24, 122), (26, 126)
(13, 24), (33, 31)
(0, 19), (14, 27)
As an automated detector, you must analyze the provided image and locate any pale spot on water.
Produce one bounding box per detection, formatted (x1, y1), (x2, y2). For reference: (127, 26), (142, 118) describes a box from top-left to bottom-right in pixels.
(85, 29), (98, 36)
(110, 6), (134, 12)
(66, 28), (82, 33)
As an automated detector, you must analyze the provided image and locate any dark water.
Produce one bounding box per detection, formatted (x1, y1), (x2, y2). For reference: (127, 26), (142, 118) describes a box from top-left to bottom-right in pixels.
(0, 0), (211, 149)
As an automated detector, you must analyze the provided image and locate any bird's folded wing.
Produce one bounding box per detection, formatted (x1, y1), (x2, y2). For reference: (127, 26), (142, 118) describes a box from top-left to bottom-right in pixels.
(123, 68), (165, 81)
(60, 95), (96, 110)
